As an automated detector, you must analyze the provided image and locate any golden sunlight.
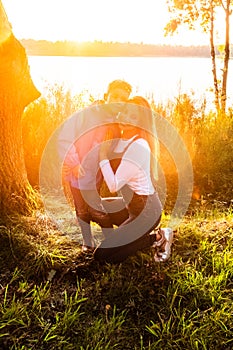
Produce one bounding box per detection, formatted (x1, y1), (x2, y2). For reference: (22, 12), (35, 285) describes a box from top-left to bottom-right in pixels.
(1, 0), (210, 46)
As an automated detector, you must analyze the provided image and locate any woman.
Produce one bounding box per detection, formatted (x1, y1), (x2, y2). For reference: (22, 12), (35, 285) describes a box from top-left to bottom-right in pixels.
(94, 96), (173, 263)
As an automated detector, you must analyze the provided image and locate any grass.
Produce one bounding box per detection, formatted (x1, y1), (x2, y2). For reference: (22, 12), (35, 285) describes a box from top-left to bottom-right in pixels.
(1, 86), (232, 348)
(0, 203), (233, 349)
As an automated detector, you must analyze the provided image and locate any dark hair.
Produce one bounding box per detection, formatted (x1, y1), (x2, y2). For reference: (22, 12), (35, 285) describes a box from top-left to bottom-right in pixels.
(107, 79), (132, 94)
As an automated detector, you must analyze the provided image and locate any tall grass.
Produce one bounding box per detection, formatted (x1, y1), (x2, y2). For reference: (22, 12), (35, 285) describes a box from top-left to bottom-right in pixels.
(22, 85), (233, 204)
(22, 85), (94, 187)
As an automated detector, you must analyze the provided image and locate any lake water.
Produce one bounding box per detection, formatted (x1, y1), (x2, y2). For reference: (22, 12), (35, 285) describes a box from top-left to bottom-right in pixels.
(28, 56), (233, 110)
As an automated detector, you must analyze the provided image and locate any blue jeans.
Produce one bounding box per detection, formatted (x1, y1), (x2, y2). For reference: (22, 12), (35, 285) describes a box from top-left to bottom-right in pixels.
(94, 191), (162, 263)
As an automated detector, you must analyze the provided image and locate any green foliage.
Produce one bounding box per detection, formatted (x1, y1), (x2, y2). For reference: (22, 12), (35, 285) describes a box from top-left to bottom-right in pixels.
(193, 112), (233, 199)
(0, 208), (233, 349)
(153, 90), (233, 205)
(2, 83), (233, 349)
(165, 0), (219, 34)
(165, 0), (232, 113)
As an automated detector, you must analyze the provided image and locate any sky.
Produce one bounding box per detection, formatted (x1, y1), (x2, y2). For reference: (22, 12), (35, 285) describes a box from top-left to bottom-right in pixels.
(1, 0), (226, 46)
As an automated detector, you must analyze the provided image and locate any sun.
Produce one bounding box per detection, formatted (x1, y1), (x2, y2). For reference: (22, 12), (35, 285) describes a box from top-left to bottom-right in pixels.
(1, 0), (200, 46)
(4, 0), (227, 46)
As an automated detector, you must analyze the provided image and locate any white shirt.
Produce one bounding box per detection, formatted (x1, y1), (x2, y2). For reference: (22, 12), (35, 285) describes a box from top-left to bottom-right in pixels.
(100, 138), (155, 195)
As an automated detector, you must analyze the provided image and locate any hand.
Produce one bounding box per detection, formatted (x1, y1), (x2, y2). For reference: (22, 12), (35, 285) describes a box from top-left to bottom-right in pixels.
(62, 164), (71, 178)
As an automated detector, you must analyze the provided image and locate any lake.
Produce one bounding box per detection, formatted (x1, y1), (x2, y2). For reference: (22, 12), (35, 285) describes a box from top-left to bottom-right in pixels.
(28, 56), (233, 110)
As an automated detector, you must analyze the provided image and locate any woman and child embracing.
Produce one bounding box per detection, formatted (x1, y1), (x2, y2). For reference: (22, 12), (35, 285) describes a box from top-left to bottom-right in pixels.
(58, 79), (173, 264)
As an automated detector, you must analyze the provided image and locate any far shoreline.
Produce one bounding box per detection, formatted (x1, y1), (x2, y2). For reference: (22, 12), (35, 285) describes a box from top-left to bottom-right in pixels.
(21, 38), (229, 58)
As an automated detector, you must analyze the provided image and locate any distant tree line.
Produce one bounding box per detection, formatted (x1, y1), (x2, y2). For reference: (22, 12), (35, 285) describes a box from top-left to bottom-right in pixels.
(20, 39), (228, 57)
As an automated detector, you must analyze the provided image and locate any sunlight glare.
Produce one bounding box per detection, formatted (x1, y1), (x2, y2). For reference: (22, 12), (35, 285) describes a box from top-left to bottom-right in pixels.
(1, 0), (183, 45)
(2, 0), (231, 46)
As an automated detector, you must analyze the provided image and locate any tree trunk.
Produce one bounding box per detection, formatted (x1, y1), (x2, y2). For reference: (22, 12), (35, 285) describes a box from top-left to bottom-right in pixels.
(209, 1), (220, 112)
(220, 0), (231, 113)
(0, 1), (41, 221)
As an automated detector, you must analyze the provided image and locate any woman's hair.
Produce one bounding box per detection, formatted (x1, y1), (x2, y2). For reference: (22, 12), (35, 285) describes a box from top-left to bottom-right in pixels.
(127, 96), (160, 183)
(127, 96), (151, 109)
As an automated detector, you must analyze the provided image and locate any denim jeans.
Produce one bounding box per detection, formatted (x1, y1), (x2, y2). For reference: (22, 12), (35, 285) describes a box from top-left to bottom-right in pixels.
(94, 191), (162, 263)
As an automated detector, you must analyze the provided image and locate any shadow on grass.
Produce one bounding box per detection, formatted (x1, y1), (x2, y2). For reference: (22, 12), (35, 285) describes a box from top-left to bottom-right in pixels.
(0, 206), (233, 349)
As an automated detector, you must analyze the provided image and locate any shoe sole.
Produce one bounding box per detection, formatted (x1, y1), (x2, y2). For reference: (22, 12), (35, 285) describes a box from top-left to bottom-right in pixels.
(154, 228), (173, 262)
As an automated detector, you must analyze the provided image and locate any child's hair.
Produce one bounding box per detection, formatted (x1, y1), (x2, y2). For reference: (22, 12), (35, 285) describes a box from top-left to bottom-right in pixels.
(107, 79), (132, 95)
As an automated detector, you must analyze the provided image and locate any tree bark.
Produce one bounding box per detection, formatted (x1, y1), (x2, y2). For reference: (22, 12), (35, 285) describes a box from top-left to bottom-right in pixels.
(209, 1), (220, 112)
(221, 0), (230, 113)
(0, 2), (41, 221)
